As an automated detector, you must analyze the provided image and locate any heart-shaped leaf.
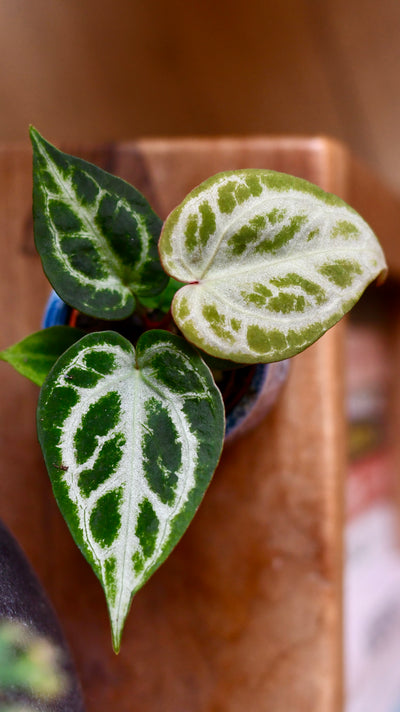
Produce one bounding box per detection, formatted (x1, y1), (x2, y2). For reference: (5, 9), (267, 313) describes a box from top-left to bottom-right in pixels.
(31, 128), (168, 319)
(0, 326), (84, 386)
(37, 330), (224, 651)
(159, 169), (387, 363)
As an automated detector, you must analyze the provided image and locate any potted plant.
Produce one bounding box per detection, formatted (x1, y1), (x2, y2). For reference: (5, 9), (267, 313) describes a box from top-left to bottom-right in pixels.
(0, 128), (386, 656)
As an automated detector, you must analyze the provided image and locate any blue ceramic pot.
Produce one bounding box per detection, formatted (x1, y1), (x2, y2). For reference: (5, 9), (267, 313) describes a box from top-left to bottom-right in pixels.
(42, 291), (72, 328)
(224, 359), (289, 443)
(43, 291), (289, 441)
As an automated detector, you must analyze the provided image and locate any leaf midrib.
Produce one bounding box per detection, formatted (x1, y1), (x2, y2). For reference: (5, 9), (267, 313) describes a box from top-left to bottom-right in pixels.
(186, 244), (375, 284)
(112, 359), (199, 630)
(112, 367), (142, 632)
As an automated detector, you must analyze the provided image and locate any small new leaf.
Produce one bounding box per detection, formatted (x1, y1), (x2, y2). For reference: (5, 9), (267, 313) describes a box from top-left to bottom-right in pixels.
(0, 327), (84, 386)
(159, 169), (387, 363)
(37, 330), (224, 651)
(137, 277), (185, 313)
(30, 128), (167, 319)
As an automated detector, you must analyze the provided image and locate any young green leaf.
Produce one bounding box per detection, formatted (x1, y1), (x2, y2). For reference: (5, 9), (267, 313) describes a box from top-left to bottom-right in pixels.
(30, 128), (168, 319)
(159, 169), (387, 363)
(137, 277), (185, 313)
(0, 327), (84, 386)
(37, 330), (224, 651)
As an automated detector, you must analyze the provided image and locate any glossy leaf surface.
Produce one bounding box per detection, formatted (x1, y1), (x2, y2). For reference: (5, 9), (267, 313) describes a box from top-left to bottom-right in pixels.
(0, 327), (84, 386)
(31, 128), (167, 319)
(37, 330), (224, 651)
(160, 169), (387, 363)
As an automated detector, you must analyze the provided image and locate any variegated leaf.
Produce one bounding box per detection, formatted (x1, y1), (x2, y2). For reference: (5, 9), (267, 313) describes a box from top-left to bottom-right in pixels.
(31, 128), (167, 319)
(37, 330), (224, 651)
(159, 169), (387, 363)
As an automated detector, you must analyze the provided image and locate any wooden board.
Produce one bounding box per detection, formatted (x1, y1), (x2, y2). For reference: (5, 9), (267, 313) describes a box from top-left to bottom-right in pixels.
(0, 137), (398, 711)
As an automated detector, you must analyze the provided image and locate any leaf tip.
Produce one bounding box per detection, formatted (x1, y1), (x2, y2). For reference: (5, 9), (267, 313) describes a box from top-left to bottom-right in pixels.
(29, 124), (41, 146)
(376, 265), (389, 286)
(111, 623), (122, 655)
(29, 125), (52, 158)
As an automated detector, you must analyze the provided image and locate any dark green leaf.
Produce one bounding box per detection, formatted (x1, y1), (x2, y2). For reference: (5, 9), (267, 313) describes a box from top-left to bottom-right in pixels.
(37, 330), (224, 651)
(30, 127), (168, 320)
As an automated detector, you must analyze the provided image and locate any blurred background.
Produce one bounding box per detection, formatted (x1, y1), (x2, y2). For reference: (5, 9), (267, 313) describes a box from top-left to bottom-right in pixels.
(0, 0), (398, 185)
(0, 4), (399, 711)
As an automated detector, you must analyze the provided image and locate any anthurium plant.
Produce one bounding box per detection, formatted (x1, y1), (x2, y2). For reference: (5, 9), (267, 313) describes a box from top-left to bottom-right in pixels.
(0, 128), (387, 652)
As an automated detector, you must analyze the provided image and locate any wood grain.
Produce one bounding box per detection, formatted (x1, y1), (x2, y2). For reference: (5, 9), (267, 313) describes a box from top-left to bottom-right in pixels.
(0, 137), (398, 711)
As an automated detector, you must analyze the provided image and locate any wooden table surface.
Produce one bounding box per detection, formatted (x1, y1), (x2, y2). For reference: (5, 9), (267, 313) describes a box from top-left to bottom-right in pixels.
(0, 137), (399, 712)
